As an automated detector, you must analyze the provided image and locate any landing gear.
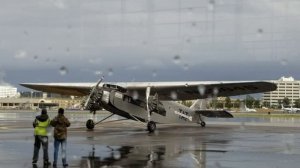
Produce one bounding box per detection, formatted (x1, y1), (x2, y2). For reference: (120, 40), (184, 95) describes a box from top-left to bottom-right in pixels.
(86, 119), (95, 130)
(200, 121), (206, 128)
(198, 114), (206, 128)
(86, 113), (115, 130)
(147, 121), (156, 133)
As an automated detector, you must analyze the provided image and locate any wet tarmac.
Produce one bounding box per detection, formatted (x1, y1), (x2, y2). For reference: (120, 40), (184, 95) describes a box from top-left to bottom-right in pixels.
(1, 111), (300, 168)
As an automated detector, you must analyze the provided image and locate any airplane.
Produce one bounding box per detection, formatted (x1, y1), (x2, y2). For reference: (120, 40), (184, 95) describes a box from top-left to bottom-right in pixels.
(242, 104), (257, 112)
(20, 78), (277, 132)
(281, 104), (300, 113)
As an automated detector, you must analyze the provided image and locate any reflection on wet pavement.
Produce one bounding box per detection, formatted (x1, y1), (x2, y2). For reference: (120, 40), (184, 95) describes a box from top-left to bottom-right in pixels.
(2, 111), (300, 168)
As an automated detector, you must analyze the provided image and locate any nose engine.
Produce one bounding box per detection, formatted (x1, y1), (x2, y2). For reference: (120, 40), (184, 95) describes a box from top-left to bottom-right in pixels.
(84, 87), (104, 112)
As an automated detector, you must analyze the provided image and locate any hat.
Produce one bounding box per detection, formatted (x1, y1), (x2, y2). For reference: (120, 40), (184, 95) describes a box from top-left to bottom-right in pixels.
(41, 109), (47, 115)
(58, 108), (64, 114)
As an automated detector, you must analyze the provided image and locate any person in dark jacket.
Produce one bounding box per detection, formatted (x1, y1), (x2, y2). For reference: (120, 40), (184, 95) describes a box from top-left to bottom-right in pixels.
(50, 108), (70, 167)
(32, 108), (51, 166)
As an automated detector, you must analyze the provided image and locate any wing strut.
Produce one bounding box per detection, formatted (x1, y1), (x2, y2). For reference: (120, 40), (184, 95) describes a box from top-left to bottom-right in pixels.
(146, 86), (151, 122)
(146, 86), (156, 133)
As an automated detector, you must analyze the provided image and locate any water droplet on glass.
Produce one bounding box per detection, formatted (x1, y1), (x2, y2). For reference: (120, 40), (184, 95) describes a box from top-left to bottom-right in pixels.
(186, 38), (191, 43)
(280, 59), (288, 66)
(257, 28), (263, 37)
(240, 122), (245, 130)
(33, 55), (38, 60)
(198, 85), (206, 96)
(170, 91), (178, 100)
(94, 71), (103, 76)
(183, 63), (189, 71)
(185, 83), (189, 87)
(213, 87), (219, 96)
(15, 50), (27, 59)
(59, 66), (68, 76)
(108, 68), (113, 76)
(214, 161), (222, 168)
(208, 0), (215, 11)
(48, 47), (52, 51)
(191, 22), (197, 27)
(113, 152), (121, 160)
(24, 30), (29, 36)
(173, 55), (181, 64)
(152, 70), (157, 77)
(132, 91), (139, 100)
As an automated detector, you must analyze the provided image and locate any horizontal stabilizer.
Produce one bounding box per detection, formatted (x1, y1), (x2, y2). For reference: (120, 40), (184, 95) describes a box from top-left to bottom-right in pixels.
(195, 110), (234, 118)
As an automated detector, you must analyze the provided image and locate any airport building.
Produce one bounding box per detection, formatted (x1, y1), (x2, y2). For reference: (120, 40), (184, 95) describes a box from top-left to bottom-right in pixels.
(0, 86), (18, 98)
(262, 76), (300, 107)
(0, 89), (83, 110)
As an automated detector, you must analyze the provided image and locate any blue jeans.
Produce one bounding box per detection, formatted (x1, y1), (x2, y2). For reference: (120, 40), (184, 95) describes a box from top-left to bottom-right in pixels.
(53, 139), (67, 165)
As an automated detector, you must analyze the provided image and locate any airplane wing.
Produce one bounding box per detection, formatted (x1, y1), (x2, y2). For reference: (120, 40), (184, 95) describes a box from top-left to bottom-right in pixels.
(20, 81), (276, 100)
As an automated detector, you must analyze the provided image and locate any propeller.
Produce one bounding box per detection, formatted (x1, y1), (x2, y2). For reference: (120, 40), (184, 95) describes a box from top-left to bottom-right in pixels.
(84, 76), (104, 112)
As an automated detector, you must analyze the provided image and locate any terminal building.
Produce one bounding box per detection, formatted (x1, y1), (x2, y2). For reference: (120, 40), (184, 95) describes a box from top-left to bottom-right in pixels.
(0, 86), (18, 98)
(262, 76), (300, 107)
(0, 89), (83, 110)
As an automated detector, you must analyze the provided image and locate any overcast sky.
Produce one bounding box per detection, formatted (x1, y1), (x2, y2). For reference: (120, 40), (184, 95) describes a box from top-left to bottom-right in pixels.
(1, 0), (300, 90)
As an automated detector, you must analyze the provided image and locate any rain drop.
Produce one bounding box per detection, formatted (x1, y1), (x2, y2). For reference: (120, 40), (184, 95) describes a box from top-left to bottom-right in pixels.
(240, 122), (245, 130)
(170, 91), (178, 100)
(15, 50), (27, 59)
(113, 152), (121, 160)
(33, 55), (38, 60)
(213, 87), (219, 96)
(173, 55), (181, 64)
(257, 28), (263, 36)
(108, 68), (113, 76)
(208, 0), (215, 11)
(191, 22), (197, 27)
(132, 91), (139, 100)
(59, 66), (68, 76)
(198, 85), (206, 96)
(183, 63), (189, 71)
(280, 59), (288, 66)
(66, 47), (70, 52)
(152, 70), (157, 77)
(94, 71), (103, 76)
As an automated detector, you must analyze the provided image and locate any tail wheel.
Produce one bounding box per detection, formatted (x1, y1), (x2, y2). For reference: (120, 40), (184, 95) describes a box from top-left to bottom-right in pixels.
(147, 121), (156, 133)
(86, 119), (95, 130)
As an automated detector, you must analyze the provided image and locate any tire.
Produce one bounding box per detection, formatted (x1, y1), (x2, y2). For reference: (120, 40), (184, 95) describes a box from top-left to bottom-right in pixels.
(86, 119), (95, 130)
(200, 121), (206, 128)
(147, 121), (156, 133)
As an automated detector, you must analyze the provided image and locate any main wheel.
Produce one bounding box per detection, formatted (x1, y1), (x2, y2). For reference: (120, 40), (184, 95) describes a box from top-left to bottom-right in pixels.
(86, 119), (95, 130)
(200, 121), (206, 128)
(147, 121), (156, 133)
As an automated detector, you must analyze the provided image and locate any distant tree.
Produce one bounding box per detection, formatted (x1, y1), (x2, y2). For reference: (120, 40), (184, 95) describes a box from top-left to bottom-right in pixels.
(282, 97), (290, 106)
(245, 95), (255, 108)
(277, 99), (282, 107)
(253, 100), (260, 108)
(180, 100), (193, 107)
(294, 99), (300, 108)
(262, 101), (270, 108)
(225, 97), (232, 109)
(234, 99), (241, 108)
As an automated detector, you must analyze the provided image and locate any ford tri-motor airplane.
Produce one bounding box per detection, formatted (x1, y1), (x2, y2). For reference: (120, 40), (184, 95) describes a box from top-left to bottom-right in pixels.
(21, 78), (276, 132)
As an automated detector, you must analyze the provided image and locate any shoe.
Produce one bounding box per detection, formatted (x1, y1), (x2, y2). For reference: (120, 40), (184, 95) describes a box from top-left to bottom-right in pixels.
(32, 160), (37, 164)
(44, 161), (51, 166)
(63, 163), (69, 167)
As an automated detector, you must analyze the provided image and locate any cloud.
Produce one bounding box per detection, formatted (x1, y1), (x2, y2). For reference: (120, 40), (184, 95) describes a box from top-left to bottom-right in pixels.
(0, 0), (300, 87)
